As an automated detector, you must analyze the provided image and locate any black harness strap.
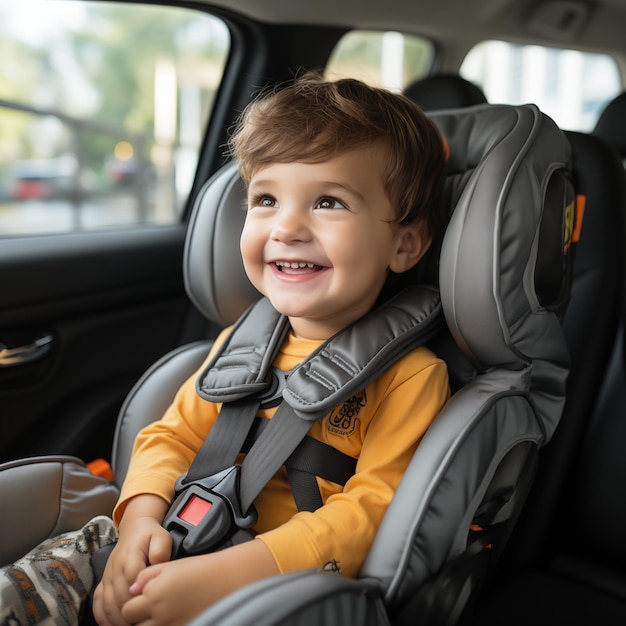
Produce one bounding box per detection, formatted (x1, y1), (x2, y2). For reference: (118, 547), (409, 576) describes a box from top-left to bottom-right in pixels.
(286, 433), (358, 486)
(182, 399), (259, 485)
(284, 436), (357, 511)
(241, 416), (357, 512)
(241, 417), (358, 485)
(238, 400), (317, 513)
(288, 469), (324, 512)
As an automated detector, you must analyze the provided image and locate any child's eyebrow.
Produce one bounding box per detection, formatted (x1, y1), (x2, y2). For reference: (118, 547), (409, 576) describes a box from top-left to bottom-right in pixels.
(247, 179), (273, 192)
(248, 178), (366, 202)
(321, 181), (365, 201)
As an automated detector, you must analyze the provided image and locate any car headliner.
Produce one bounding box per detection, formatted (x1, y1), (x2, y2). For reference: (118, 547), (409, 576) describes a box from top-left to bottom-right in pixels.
(190, 0), (626, 77)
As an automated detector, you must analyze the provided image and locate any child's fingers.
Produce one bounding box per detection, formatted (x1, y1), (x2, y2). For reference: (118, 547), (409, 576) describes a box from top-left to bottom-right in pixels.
(92, 580), (133, 626)
(121, 572), (161, 624)
(95, 543), (147, 624)
(120, 593), (150, 625)
(148, 527), (173, 565)
(107, 545), (145, 599)
(129, 563), (162, 596)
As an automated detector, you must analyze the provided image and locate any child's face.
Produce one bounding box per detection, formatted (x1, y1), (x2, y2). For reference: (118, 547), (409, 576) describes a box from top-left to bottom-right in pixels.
(240, 145), (429, 340)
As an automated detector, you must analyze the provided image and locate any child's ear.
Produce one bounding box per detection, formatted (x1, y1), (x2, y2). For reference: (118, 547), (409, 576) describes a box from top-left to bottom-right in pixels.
(389, 221), (432, 273)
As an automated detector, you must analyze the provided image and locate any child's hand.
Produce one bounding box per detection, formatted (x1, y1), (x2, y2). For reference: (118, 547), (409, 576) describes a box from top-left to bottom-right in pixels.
(93, 495), (172, 626)
(119, 539), (280, 626)
(120, 555), (219, 626)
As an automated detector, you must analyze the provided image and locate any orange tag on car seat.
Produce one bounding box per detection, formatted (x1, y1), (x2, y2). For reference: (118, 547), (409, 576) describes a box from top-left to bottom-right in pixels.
(87, 458), (114, 482)
(572, 194), (585, 243)
(564, 194), (586, 252)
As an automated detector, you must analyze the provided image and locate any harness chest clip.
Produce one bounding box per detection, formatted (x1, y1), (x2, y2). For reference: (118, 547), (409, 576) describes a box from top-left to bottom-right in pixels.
(163, 465), (257, 559)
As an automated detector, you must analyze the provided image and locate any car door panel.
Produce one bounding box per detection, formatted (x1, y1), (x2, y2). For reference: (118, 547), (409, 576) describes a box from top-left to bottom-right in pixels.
(0, 226), (211, 463)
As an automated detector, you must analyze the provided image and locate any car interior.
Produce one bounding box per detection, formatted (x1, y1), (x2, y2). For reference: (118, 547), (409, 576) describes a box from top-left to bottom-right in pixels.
(1, 0), (625, 624)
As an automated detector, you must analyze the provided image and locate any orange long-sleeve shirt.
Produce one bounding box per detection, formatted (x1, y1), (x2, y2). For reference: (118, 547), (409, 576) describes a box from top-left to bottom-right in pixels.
(115, 328), (449, 577)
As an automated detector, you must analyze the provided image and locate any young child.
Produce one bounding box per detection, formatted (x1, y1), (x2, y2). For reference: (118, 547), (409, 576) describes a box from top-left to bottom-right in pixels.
(1, 74), (450, 626)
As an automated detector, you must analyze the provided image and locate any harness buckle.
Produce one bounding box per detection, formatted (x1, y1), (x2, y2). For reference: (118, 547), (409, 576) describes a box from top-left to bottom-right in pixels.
(162, 465), (257, 559)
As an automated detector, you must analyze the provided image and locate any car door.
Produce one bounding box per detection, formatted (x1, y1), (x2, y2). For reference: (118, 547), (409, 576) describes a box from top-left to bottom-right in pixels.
(0, 1), (232, 464)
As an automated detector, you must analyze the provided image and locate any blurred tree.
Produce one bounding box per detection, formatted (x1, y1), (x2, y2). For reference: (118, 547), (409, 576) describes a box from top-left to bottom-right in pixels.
(0, 1), (229, 180)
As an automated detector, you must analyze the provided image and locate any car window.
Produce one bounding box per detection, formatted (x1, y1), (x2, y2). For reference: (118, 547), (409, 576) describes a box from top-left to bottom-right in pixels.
(460, 40), (621, 131)
(325, 30), (435, 91)
(0, 0), (229, 236)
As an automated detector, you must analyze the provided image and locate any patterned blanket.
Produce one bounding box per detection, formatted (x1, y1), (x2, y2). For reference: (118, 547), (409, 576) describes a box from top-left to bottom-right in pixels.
(0, 517), (117, 626)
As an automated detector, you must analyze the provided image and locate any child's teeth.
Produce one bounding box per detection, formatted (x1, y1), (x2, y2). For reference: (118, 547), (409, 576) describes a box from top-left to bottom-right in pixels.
(278, 262), (314, 268)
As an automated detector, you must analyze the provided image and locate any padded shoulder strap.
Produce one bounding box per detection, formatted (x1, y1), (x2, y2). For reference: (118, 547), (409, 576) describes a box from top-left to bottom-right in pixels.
(283, 285), (443, 422)
(196, 298), (290, 403)
(197, 285), (443, 417)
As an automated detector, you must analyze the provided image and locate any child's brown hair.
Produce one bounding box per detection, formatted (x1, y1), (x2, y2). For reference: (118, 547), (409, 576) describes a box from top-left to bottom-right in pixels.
(228, 72), (447, 240)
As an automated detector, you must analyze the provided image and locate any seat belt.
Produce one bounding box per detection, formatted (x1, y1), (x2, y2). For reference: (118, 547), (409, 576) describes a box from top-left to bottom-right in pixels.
(240, 416), (359, 511)
(162, 284), (443, 558)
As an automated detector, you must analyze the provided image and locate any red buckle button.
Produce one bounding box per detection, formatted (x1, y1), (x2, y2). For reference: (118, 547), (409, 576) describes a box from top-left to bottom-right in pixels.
(179, 494), (212, 526)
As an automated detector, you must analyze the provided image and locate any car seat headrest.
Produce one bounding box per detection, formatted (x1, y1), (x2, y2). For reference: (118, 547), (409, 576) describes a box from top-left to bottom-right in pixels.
(593, 91), (626, 159)
(429, 103), (573, 369)
(183, 161), (260, 327)
(404, 74), (487, 111)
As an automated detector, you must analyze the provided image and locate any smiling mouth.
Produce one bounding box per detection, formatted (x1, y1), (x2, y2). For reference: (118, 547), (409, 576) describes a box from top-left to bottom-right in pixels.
(274, 261), (324, 273)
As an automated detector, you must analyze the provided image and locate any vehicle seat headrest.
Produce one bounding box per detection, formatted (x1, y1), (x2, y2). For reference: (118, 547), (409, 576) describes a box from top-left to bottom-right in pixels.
(183, 162), (260, 327)
(430, 104), (573, 368)
(593, 91), (626, 159)
(404, 74), (487, 111)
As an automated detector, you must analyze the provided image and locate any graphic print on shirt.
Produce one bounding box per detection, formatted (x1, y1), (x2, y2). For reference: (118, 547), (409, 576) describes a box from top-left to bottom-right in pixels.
(327, 390), (366, 436)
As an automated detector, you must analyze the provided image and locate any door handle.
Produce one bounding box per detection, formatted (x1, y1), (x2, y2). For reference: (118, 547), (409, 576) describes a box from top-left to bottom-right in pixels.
(0, 334), (53, 367)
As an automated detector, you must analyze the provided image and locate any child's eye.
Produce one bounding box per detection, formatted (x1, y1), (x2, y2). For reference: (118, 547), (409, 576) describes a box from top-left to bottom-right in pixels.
(250, 194), (278, 208)
(317, 197), (346, 209)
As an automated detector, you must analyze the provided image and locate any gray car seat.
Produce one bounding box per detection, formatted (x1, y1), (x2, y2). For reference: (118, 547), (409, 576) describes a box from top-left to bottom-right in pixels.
(190, 103), (576, 626)
(0, 103), (576, 625)
(404, 77), (626, 583)
(467, 94), (626, 625)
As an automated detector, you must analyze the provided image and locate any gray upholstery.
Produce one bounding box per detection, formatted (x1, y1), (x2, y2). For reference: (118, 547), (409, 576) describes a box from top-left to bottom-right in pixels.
(436, 105), (571, 438)
(114, 163), (257, 485)
(0, 456), (118, 565)
(364, 103), (572, 603)
(467, 113), (626, 626)
(183, 162), (260, 326)
(186, 570), (386, 626)
(112, 341), (213, 487)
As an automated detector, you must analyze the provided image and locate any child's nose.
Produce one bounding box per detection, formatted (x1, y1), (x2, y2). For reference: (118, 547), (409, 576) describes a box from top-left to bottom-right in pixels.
(270, 206), (310, 243)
